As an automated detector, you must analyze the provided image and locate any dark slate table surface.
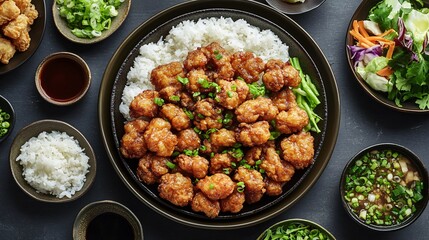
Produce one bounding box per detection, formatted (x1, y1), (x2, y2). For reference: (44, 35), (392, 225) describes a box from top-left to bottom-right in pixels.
(1, 0), (428, 239)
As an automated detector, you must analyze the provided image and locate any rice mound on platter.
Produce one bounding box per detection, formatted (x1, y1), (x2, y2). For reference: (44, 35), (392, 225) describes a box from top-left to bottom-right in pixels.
(121, 17), (290, 119)
(16, 131), (90, 198)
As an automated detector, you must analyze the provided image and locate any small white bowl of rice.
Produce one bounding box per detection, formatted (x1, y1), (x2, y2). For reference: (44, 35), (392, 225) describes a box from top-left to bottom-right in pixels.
(9, 119), (96, 203)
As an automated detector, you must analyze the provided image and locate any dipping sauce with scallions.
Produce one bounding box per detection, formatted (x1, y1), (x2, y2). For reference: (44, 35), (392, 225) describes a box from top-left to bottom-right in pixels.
(343, 149), (424, 226)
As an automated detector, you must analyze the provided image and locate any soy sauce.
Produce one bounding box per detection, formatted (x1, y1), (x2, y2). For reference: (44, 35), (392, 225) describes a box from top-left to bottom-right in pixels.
(86, 212), (134, 240)
(40, 57), (86, 102)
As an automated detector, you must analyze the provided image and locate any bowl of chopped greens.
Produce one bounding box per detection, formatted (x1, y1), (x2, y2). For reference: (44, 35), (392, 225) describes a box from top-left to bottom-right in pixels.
(257, 218), (335, 240)
(52, 0), (131, 44)
(340, 143), (429, 231)
(346, 0), (429, 113)
(0, 95), (15, 143)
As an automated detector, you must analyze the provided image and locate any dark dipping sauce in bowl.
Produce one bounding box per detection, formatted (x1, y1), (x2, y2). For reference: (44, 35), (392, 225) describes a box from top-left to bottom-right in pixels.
(40, 57), (86, 102)
(86, 212), (134, 240)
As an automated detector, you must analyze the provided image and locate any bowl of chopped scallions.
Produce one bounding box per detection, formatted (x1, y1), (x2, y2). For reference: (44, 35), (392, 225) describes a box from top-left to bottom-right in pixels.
(257, 218), (335, 240)
(0, 95), (15, 143)
(53, 0), (131, 44)
(340, 143), (429, 231)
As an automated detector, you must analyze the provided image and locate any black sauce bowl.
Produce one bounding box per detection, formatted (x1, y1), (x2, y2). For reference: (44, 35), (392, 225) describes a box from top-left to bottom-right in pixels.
(340, 143), (429, 231)
(0, 95), (15, 143)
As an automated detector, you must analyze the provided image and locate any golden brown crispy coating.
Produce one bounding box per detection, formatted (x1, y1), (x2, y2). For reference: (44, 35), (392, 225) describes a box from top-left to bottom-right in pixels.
(196, 173), (235, 200)
(275, 106), (309, 135)
(158, 172), (194, 207)
(264, 178), (284, 196)
(234, 167), (266, 204)
(235, 121), (271, 147)
(3, 14), (30, 39)
(216, 79), (249, 110)
(231, 51), (265, 83)
(193, 98), (223, 131)
(0, 0), (20, 26)
(263, 59), (302, 91)
(235, 96), (278, 123)
(150, 61), (184, 90)
(201, 42), (234, 81)
(280, 131), (314, 169)
(143, 118), (178, 157)
(209, 128), (236, 149)
(271, 88), (297, 112)
(209, 153), (235, 175)
(160, 103), (191, 131)
(174, 154), (209, 179)
(260, 148), (295, 183)
(175, 128), (201, 152)
(120, 118), (149, 159)
(183, 48), (208, 71)
(136, 153), (170, 185)
(129, 90), (160, 119)
(12, 0), (29, 12)
(0, 36), (15, 64)
(12, 28), (29, 51)
(191, 192), (220, 218)
(185, 68), (213, 93)
(220, 188), (245, 213)
(22, 2), (37, 25)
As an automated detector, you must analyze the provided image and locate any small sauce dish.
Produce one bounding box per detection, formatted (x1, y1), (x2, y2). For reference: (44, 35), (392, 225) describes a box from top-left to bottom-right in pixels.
(73, 200), (144, 240)
(35, 52), (91, 106)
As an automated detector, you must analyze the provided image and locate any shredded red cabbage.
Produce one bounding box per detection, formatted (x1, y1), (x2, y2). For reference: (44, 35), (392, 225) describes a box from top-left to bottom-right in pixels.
(396, 18), (419, 61)
(348, 45), (382, 67)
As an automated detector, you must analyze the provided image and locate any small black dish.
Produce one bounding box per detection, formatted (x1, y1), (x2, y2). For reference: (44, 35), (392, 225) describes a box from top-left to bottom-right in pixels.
(266, 0), (326, 15)
(340, 143), (429, 231)
(0, 95), (15, 143)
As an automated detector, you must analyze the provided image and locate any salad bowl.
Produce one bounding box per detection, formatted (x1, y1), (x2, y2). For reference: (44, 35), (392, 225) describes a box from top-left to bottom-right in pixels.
(346, 0), (429, 113)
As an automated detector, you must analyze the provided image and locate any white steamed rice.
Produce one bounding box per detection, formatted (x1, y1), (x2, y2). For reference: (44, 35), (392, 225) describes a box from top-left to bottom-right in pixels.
(121, 17), (290, 119)
(16, 131), (90, 198)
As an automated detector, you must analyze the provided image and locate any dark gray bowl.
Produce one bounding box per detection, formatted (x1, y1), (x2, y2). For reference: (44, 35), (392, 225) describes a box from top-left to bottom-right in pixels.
(73, 200), (143, 240)
(340, 143), (429, 231)
(9, 119), (96, 203)
(257, 218), (336, 239)
(0, 95), (15, 143)
(99, 0), (339, 229)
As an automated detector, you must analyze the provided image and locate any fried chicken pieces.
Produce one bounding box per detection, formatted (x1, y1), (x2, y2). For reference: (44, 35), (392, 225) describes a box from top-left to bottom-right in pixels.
(0, 0), (37, 64)
(120, 42), (316, 218)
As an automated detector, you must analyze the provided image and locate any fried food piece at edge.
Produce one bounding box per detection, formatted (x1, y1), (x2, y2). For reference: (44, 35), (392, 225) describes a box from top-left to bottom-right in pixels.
(12, 29), (30, 51)
(129, 90), (160, 119)
(234, 166), (266, 204)
(0, 37), (16, 64)
(120, 118), (149, 159)
(0, 0), (20, 26)
(158, 172), (194, 207)
(280, 131), (314, 169)
(143, 118), (178, 157)
(191, 192), (220, 218)
(220, 188), (245, 213)
(3, 14), (30, 39)
(136, 153), (170, 185)
(150, 61), (184, 90)
(196, 173), (235, 200)
(275, 106), (309, 135)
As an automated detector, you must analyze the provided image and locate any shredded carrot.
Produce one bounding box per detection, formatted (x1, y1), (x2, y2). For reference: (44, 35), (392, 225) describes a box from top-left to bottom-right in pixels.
(349, 30), (376, 47)
(376, 66), (394, 78)
(358, 21), (370, 37)
(379, 29), (395, 38)
(386, 42), (395, 59)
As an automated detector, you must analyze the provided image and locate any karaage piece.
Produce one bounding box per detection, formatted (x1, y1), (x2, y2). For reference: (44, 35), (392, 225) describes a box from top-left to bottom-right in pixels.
(216, 79), (249, 110)
(174, 154), (209, 179)
(22, 2), (38, 25)
(120, 118), (149, 159)
(0, 0), (20, 26)
(191, 192), (220, 218)
(231, 51), (265, 83)
(275, 106), (309, 134)
(129, 90), (160, 119)
(280, 131), (314, 169)
(220, 189), (245, 213)
(196, 173), (235, 200)
(12, 28), (30, 51)
(0, 36), (16, 64)
(235, 96), (278, 123)
(158, 172), (194, 207)
(235, 121), (271, 147)
(3, 14), (30, 39)
(234, 167), (266, 204)
(175, 128), (201, 152)
(143, 118), (178, 157)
